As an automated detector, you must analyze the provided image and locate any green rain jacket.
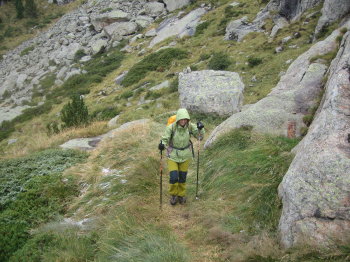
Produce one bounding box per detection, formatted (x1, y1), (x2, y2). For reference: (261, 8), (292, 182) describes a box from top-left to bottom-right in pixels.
(161, 108), (204, 163)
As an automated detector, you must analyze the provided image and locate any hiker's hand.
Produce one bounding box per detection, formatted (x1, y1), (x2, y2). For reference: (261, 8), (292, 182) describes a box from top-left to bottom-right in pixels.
(197, 121), (204, 130)
(158, 141), (165, 151)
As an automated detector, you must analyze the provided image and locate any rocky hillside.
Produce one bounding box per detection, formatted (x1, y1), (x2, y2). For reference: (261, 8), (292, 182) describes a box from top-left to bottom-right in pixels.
(0, 0), (350, 261)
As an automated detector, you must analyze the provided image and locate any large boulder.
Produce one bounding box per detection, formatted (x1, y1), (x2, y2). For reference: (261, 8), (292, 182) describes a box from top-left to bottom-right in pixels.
(314, 0), (350, 39)
(277, 0), (322, 21)
(178, 70), (245, 116)
(91, 10), (131, 31)
(225, 16), (263, 42)
(60, 119), (150, 150)
(143, 2), (166, 18)
(205, 25), (343, 148)
(103, 22), (138, 38)
(163, 0), (191, 12)
(278, 23), (350, 248)
(149, 8), (206, 47)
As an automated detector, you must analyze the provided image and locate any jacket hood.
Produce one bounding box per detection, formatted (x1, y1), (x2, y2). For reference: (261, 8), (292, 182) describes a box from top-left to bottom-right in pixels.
(176, 108), (190, 122)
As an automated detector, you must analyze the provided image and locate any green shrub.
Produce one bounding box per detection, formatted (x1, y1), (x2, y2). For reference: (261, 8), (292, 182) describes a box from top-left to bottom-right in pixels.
(145, 90), (162, 100)
(199, 53), (211, 61)
(195, 20), (210, 36)
(25, 0), (38, 18)
(120, 90), (133, 100)
(300, 126), (308, 136)
(169, 78), (178, 93)
(2, 89), (11, 99)
(9, 233), (60, 262)
(121, 48), (188, 87)
(15, 0), (25, 19)
(0, 149), (87, 261)
(74, 49), (86, 62)
(25, 19), (39, 29)
(340, 27), (348, 34)
(39, 73), (56, 90)
(46, 121), (60, 135)
(0, 120), (15, 142)
(303, 114), (313, 126)
(190, 65), (198, 71)
(15, 103), (53, 123)
(208, 52), (232, 70)
(61, 95), (89, 128)
(247, 57), (263, 67)
(91, 107), (120, 120)
(336, 35), (343, 44)
(4, 26), (22, 38)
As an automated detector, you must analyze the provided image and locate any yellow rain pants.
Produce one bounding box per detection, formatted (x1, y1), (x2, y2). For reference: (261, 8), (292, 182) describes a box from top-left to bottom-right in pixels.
(167, 159), (190, 197)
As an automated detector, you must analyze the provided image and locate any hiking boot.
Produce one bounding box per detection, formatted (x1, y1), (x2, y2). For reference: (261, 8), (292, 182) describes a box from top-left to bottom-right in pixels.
(170, 195), (178, 205)
(178, 196), (186, 204)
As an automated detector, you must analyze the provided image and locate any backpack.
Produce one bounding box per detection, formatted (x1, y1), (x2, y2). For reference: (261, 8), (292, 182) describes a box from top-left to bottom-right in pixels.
(167, 115), (176, 126)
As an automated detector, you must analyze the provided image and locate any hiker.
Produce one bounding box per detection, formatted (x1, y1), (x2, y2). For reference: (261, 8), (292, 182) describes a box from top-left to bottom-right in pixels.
(158, 108), (205, 205)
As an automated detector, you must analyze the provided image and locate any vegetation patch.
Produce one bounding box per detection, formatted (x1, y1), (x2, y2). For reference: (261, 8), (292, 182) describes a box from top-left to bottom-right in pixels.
(20, 45), (35, 56)
(0, 149), (87, 261)
(91, 106), (120, 121)
(201, 127), (299, 232)
(208, 51), (232, 70)
(121, 48), (188, 87)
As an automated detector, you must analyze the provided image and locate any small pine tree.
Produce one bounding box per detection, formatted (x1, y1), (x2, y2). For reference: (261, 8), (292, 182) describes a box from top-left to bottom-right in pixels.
(61, 95), (89, 128)
(25, 0), (38, 18)
(15, 0), (24, 19)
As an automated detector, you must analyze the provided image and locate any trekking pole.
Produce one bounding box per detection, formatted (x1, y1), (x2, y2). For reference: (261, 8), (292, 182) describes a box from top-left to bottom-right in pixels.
(196, 121), (204, 200)
(159, 141), (164, 210)
(195, 137), (201, 200)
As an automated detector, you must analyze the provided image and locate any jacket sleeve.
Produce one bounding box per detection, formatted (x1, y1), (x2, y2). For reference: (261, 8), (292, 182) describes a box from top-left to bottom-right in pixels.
(161, 124), (173, 146)
(189, 123), (205, 139)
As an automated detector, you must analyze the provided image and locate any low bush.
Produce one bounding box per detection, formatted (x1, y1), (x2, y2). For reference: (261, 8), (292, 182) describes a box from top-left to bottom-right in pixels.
(0, 149), (87, 261)
(199, 53), (211, 61)
(121, 48), (188, 87)
(303, 114), (313, 126)
(0, 120), (15, 142)
(61, 95), (89, 128)
(194, 20), (210, 36)
(169, 78), (178, 93)
(145, 90), (162, 100)
(247, 56), (263, 67)
(20, 45), (35, 56)
(74, 49), (86, 62)
(91, 106), (120, 120)
(2, 89), (11, 99)
(39, 73), (56, 90)
(208, 52), (232, 70)
(119, 90), (133, 100)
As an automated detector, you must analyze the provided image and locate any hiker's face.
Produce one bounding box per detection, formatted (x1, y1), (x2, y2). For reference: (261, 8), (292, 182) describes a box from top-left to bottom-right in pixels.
(179, 119), (189, 127)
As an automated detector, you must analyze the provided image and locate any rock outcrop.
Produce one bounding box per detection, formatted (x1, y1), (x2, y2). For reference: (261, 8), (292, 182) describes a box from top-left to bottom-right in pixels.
(314, 0), (350, 39)
(163, 0), (191, 12)
(178, 70), (244, 117)
(205, 25), (343, 148)
(149, 7), (207, 47)
(278, 22), (350, 248)
(60, 119), (149, 150)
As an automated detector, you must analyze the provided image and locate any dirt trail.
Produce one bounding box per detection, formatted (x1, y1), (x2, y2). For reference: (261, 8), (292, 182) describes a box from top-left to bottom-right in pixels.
(159, 166), (221, 262)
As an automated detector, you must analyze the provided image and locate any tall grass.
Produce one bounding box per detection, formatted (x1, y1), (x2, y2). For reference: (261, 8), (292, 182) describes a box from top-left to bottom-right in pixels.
(98, 212), (190, 262)
(121, 48), (188, 87)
